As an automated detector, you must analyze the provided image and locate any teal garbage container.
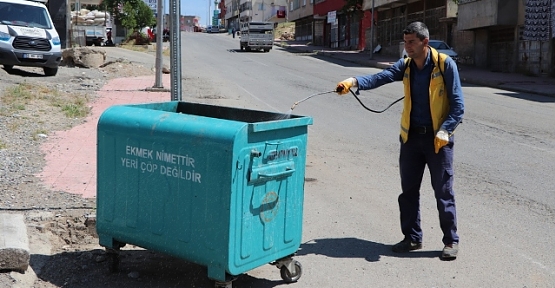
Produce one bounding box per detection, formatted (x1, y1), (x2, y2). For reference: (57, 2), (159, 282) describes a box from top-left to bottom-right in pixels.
(96, 101), (312, 286)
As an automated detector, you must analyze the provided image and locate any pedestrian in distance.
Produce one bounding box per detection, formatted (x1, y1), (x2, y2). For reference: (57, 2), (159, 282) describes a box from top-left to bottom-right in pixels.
(105, 28), (113, 46)
(335, 21), (464, 260)
(232, 27), (236, 38)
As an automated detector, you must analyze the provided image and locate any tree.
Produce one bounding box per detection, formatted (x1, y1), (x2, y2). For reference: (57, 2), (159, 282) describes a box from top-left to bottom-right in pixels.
(340, 0), (363, 18)
(102, 0), (155, 31)
(135, 2), (156, 30)
(120, 2), (137, 30)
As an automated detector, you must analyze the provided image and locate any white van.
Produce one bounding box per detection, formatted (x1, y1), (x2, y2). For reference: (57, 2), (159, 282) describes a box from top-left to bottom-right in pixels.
(0, 0), (62, 76)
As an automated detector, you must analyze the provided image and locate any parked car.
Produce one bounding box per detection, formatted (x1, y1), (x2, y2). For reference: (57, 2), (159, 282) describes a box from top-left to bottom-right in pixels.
(402, 40), (459, 63)
(0, 0), (62, 76)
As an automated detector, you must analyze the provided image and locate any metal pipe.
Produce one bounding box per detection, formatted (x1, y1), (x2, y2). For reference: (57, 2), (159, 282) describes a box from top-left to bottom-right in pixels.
(170, 0), (182, 101)
(153, 0), (164, 88)
(369, 0), (374, 59)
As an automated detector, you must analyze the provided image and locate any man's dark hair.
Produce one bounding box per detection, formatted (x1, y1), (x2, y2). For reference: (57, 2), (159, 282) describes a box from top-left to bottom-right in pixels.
(403, 22), (429, 40)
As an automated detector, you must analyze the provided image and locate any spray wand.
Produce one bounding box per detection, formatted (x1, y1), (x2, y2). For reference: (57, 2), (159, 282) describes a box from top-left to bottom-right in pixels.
(290, 90), (336, 111)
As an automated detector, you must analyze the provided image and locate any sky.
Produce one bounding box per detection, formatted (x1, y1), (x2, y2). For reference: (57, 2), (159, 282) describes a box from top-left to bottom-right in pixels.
(149, 0), (216, 27)
(181, 0), (214, 26)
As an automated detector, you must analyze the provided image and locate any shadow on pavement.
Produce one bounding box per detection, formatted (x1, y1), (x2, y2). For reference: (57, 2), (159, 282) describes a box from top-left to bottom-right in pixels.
(494, 92), (555, 103)
(460, 81), (555, 103)
(274, 47), (367, 68)
(31, 249), (292, 288)
(296, 237), (439, 262)
(3, 67), (46, 77)
(309, 54), (367, 68)
(227, 49), (275, 54)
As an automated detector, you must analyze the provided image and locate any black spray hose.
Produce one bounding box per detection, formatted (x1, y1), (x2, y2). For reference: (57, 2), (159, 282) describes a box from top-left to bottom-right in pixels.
(349, 89), (404, 113)
(347, 89), (461, 135)
(334, 85), (404, 113)
(290, 88), (404, 113)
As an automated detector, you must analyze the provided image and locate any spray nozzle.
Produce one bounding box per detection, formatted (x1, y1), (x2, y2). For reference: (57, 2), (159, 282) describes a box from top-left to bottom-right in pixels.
(336, 85), (345, 93)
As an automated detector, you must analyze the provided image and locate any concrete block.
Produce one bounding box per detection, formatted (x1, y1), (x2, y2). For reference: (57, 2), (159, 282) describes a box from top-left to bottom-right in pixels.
(61, 47), (107, 68)
(0, 213), (30, 272)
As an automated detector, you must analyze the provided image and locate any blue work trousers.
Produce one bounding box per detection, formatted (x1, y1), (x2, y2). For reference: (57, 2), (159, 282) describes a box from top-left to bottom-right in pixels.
(398, 130), (459, 245)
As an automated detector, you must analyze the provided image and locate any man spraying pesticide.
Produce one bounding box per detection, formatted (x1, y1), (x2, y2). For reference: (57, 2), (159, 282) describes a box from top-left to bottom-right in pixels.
(335, 21), (464, 260)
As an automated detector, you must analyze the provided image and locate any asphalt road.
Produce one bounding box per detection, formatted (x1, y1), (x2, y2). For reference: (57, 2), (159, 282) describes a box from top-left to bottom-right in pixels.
(112, 32), (555, 287)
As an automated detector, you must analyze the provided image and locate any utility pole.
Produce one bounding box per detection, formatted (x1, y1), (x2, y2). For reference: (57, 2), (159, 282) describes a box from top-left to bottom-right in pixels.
(170, 0), (182, 100)
(369, 0), (374, 59)
(236, 0), (240, 29)
(153, 0), (164, 88)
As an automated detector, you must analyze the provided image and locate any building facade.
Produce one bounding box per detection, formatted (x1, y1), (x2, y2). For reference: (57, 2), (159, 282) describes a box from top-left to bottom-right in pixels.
(224, 0), (288, 30)
(222, 0), (555, 77)
(287, 0), (315, 41)
(362, 0), (554, 76)
(312, 0), (373, 49)
(361, 0), (464, 58)
(181, 16), (201, 32)
(458, 0), (554, 75)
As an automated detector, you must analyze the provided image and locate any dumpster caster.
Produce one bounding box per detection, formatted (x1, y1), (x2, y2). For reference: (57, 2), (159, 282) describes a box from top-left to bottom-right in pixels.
(280, 260), (302, 283)
(106, 248), (120, 273)
(273, 256), (302, 283)
(213, 273), (237, 288)
(214, 281), (232, 288)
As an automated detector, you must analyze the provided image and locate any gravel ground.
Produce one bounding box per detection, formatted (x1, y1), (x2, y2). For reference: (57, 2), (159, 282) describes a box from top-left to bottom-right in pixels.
(0, 53), (162, 288)
(0, 46), (262, 288)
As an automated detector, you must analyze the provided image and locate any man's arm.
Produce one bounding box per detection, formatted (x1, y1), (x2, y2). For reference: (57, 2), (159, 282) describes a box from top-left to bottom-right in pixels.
(354, 58), (406, 91)
(441, 58), (465, 134)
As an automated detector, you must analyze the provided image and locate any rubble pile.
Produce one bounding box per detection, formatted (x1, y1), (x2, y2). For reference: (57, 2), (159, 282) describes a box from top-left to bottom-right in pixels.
(280, 32), (295, 40)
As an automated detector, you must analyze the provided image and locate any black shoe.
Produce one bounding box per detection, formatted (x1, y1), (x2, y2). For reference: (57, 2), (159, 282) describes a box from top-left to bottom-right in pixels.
(392, 238), (422, 253)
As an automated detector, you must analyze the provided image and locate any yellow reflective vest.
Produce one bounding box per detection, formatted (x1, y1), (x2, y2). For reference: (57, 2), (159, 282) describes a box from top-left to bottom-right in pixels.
(400, 47), (449, 143)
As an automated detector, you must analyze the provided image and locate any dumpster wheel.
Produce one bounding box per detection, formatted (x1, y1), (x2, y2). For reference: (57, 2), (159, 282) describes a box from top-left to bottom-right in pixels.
(272, 256), (302, 283)
(280, 260), (302, 283)
(213, 273), (238, 288)
(214, 281), (232, 288)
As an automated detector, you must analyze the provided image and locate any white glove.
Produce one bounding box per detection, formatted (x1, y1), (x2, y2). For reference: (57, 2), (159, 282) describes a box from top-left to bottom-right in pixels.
(434, 129), (449, 153)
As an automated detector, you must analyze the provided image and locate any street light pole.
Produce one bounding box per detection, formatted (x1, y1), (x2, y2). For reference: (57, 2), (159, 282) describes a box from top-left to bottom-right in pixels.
(169, 0), (182, 100)
(236, 0), (240, 29)
(369, 0), (374, 59)
(153, 0), (163, 88)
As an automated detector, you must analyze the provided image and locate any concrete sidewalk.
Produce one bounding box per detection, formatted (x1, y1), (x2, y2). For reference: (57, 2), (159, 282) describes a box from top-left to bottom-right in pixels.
(275, 40), (555, 98)
(2, 67), (172, 274)
(37, 75), (172, 198)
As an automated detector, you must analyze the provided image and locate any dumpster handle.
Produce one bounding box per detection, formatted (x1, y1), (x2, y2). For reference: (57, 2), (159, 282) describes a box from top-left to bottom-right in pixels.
(258, 168), (295, 178)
